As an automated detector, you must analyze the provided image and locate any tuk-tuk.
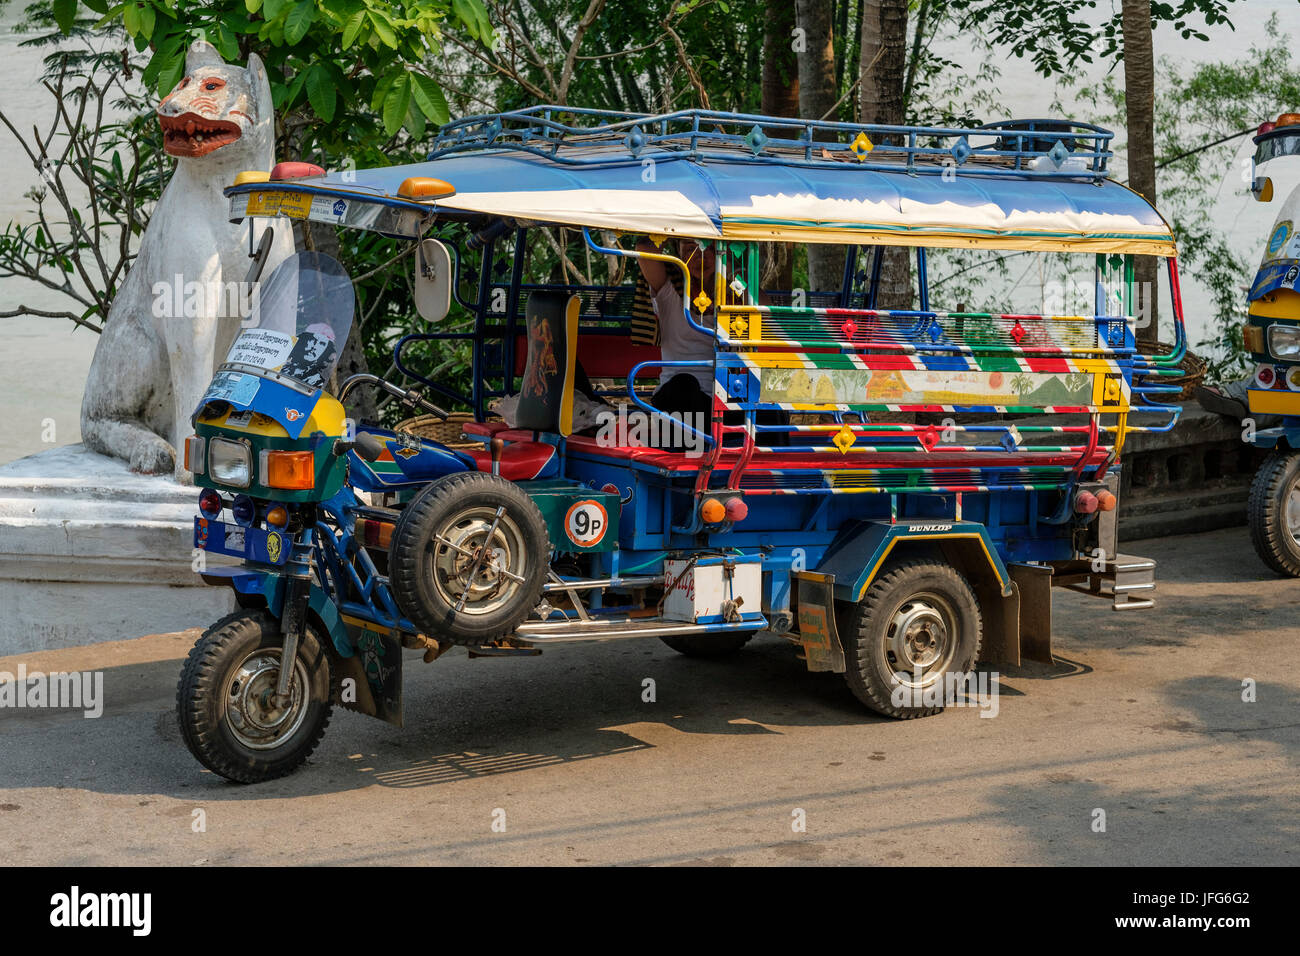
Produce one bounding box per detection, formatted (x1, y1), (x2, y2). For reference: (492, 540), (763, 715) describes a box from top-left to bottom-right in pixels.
(1241, 112), (1300, 574)
(180, 107), (1186, 782)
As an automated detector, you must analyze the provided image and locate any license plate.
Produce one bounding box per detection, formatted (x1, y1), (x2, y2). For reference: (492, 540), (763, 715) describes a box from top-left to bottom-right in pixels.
(245, 189), (312, 219)
(194, 517), (290, 565)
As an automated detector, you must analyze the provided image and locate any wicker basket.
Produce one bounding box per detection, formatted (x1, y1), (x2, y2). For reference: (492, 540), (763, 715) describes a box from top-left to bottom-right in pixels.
(1147, 342), (1207, 400)
(395, 411), (486, 449)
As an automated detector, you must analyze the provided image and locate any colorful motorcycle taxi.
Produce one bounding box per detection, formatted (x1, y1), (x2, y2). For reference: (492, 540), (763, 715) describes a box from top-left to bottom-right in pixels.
(181, 108), (1186, 782)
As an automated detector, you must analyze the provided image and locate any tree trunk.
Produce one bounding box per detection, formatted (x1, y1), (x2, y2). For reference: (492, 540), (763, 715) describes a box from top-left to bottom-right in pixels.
(796, 0), (845, 297)
(761, 0), (799, 292)
(1122, 0), (1159, 346)
(859, 0), (912, 310)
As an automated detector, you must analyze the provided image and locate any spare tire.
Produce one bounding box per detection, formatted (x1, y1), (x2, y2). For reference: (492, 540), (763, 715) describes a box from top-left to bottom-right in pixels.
(390, 472), (550, 644)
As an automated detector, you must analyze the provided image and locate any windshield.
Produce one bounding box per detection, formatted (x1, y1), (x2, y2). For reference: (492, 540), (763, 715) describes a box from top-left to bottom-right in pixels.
(218, 250), (354, 391)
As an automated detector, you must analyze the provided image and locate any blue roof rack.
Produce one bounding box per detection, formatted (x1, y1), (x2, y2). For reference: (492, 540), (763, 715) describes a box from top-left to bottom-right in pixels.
(427, 105), (1114, 181)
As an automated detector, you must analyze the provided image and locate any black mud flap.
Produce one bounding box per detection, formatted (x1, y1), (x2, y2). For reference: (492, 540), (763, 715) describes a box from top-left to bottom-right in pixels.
(336, 615), (404, 727)
(793, 571), (846, 673)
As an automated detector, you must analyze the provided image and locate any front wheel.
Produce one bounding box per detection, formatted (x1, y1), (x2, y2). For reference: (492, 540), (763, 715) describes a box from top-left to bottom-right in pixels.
(837, 559), (982, 719)
(1248, 450), (1300, 577)
(176, 610), (334, 783)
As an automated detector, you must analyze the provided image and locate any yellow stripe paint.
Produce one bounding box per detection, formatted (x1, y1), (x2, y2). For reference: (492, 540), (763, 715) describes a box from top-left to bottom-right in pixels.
(856, 532), (1008, 601)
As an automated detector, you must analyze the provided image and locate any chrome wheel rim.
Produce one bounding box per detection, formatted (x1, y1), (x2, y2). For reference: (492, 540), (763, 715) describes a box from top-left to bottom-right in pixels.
(224, 649), (309, 751)
(428, 506), (529, 616)
(1285, 475), (1300, 544)
(883, 592), (958, 689)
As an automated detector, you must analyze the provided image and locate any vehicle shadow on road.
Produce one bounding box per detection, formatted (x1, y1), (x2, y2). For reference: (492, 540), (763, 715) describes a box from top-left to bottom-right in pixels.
(0, 634), (889, 800)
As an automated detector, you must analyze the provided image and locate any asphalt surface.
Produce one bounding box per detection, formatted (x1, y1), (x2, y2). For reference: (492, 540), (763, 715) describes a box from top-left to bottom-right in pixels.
(1, 526), (1296, 866)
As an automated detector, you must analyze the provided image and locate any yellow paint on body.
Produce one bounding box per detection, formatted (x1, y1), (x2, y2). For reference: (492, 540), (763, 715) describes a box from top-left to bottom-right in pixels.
(196, 393), (346, 439)
(1248, 388), (1300, 416)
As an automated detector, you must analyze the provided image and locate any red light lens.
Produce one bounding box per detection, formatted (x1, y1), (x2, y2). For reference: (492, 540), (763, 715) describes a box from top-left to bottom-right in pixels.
(1074, 490), (1099, 514)
(1257, 365), (1277, 388)
(724, 497), (749, 522)
(199, 489), (222, 519)
(269, 161), (325, 180)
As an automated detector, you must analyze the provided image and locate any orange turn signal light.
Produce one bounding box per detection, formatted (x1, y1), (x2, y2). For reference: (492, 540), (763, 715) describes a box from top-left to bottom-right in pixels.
(1276, 112), (1300, 129)
(397, 176), (455, 200)
(700, 497), (726, 523)
(1095, 490), (1117, 512)
(262, 450), (315, 490)
(265, 505), (289, 529)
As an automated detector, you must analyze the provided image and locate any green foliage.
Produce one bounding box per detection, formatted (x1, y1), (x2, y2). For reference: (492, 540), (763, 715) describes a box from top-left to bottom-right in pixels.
(945, 0), (1238, 80)
(62, 0), (491, 156)
(1080, 18), (1300, 382)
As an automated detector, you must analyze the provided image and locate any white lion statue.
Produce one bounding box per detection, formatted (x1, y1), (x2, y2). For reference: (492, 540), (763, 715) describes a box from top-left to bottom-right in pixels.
(81, 40), (295, 478)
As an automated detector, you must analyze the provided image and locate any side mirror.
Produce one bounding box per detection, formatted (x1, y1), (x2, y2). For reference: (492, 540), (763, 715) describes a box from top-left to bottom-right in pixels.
(1253, 176), (1275, 203)
(414, 238), (452, 322)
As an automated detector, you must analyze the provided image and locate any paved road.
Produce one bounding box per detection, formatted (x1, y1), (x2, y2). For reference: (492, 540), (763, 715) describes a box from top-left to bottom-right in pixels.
(1, 527), (1296, 866)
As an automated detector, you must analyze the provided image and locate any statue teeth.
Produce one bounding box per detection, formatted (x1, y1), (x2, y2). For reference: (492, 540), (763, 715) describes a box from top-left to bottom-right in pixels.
(186, 120), (196, 135)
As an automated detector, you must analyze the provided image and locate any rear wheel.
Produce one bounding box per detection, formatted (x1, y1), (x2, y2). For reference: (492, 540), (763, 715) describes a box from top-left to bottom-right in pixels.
(176, 610), (334, 783)
(837, 559), (982, 719)
(660, 631), (755, 658)
(390, 472), (549, 644)
(1247, 450), (1300, 577)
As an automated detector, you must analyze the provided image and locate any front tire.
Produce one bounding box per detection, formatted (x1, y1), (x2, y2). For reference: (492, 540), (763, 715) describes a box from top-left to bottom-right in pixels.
(837, 559), (982, 719)
(1248, 450), (1300, 577)
(176, 610), (334, 784)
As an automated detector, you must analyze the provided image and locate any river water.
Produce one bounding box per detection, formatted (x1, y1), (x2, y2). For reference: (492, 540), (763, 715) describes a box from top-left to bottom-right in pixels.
(1, 3), (1298, 464)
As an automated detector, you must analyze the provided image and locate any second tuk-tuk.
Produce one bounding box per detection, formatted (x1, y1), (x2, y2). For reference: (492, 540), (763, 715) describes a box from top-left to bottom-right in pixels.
(180, 107), (1186, 782)
(1241, 112), (1300, 574)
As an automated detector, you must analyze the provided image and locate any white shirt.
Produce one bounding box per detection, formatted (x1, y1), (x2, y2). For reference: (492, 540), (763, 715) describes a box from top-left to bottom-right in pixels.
(652, 280), (716, 392)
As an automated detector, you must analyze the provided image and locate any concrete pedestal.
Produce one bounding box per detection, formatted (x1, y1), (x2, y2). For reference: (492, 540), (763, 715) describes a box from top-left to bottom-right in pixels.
(0, 445), (234, 653)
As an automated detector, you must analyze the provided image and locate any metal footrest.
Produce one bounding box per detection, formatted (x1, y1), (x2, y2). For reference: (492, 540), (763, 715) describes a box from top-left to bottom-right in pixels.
(1053, 553), (1156, 611)
(514, 616), (764, 644)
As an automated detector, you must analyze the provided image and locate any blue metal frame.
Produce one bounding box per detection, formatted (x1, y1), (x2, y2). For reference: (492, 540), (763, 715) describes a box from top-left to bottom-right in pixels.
(428, 107), (1114, 181)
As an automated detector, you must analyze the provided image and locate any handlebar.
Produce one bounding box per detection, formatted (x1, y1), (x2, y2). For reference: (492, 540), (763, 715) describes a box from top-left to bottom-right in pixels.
(338, 373), (449, 420)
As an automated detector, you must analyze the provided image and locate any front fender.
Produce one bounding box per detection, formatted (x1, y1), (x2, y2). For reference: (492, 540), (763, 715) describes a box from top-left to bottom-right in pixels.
(199, 567), (352, 658)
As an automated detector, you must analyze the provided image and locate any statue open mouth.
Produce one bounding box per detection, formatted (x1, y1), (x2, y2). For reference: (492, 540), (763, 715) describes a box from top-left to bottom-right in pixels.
(159, 112), (242, 157)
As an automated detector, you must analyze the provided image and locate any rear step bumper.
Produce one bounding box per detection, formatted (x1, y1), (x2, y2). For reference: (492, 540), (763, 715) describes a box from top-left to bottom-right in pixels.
(1053, 553), (1156, 610)
(514, 616), (765, 644)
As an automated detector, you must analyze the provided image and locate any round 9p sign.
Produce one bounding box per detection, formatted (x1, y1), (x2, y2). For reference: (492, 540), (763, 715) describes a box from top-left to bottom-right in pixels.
(564, 499), (609, 548)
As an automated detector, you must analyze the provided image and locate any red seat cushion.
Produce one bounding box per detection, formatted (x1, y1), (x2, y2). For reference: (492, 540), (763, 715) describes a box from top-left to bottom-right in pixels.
(466, 441), (558, 480)
(461, 421), (511, 437)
